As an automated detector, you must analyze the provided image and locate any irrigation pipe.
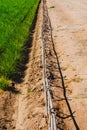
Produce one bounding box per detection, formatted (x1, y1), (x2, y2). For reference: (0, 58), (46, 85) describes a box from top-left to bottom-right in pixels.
(41, 0), (57, 129)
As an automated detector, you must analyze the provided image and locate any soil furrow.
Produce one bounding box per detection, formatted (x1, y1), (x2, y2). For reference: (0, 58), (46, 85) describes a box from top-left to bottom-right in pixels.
(0, 1), (47, 130)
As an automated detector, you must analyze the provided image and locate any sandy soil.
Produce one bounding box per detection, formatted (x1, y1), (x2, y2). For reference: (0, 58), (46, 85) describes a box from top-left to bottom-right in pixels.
(46, 0), (87, 129)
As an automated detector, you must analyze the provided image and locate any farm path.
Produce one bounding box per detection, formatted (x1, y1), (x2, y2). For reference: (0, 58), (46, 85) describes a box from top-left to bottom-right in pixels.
(46, 0), (87, 129)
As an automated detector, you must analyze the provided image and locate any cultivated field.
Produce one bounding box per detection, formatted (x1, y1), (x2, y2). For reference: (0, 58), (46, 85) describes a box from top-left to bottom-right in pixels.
(0, 0), (87, 130)
(0, 0), (39, 89)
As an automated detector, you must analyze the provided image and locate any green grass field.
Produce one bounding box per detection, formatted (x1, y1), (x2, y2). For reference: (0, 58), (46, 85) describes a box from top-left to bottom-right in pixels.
(0, 0), (40, 90)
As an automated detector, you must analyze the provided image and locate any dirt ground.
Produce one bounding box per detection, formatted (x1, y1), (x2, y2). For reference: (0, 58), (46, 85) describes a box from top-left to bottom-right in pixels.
(0, 0), (87, 130)
(46, 0), (87, 129)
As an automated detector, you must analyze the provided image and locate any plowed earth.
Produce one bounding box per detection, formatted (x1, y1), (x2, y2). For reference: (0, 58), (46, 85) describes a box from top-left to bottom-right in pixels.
(0, 0), (87, 130)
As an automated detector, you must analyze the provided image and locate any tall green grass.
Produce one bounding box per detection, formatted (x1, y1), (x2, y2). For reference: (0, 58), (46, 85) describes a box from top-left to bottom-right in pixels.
(0, 0), (40, 90)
